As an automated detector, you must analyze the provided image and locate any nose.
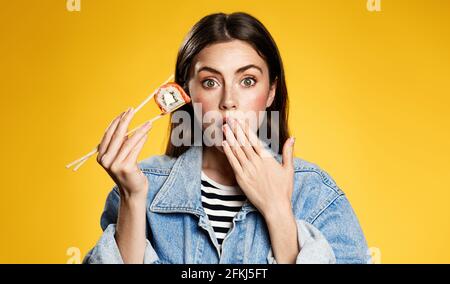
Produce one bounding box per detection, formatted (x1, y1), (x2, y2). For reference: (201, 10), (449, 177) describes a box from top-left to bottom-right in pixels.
(219, 86), (238, 111)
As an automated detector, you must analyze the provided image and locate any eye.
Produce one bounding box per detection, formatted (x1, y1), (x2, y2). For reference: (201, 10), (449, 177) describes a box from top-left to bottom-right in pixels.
(202, 79), (219, 89)
(241, 77), (256, 88)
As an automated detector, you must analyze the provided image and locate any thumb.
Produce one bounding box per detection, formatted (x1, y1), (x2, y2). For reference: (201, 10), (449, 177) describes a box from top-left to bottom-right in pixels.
(282, 136), (295, 169)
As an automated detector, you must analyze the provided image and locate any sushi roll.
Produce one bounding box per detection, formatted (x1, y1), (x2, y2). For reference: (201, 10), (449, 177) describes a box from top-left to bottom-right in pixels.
(154, 83), (191, 113)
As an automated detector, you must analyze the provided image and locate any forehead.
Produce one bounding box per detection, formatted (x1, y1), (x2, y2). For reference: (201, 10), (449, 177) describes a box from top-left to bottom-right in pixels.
(192, 40), (268, 74)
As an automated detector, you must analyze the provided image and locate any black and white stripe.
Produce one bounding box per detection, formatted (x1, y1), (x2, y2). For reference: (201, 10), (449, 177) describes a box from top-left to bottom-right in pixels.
(200, 171), (246, 250)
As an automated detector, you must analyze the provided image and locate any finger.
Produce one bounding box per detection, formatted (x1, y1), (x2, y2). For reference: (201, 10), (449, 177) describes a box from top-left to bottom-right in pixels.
(124, 132), (149, 165)
(222, 140), (243, 174)
(282, 136), (295, 169)
(229, 118), (258, 160)
(98, 111), (125, 158)
(104, 107), (135, 161)
(115, 121), (152, 163)
(223, 123), (248, 167)
(235, 118), (269, 158)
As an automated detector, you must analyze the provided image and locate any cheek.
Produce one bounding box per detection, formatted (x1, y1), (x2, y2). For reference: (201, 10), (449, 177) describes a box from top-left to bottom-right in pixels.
(189, 84), (218, 112)
(196, 98), (216, 112)
(240, 91), (269, 112)
(238, 89), (271, 132)
(193, 96), (218, 127)
(189, 89), (220, 130)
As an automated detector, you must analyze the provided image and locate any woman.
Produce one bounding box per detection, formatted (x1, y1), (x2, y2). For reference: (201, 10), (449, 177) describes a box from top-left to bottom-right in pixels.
(83, 12), (369, 264)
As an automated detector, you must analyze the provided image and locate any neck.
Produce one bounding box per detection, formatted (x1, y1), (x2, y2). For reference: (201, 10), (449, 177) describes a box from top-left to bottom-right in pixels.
(202, 146), (236, 181)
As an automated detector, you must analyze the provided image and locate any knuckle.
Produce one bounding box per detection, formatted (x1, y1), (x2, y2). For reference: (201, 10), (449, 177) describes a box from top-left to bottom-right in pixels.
(121, 138), (130, 149)
(121, 165), (134, 174)
(111, 131), (121, 141)
(99, 154), (110, 166)
(109, 161), (121, 173)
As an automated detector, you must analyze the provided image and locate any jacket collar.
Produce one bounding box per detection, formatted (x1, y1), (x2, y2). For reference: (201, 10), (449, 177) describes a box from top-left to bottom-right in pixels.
(149, 144), (284, 218)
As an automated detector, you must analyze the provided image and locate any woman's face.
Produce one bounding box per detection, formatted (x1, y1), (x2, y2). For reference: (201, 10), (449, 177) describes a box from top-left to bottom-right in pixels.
(188, 39), (276, 152)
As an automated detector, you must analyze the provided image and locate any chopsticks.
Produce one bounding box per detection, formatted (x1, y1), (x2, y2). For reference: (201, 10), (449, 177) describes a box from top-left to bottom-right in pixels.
(65, 74), (174, 172)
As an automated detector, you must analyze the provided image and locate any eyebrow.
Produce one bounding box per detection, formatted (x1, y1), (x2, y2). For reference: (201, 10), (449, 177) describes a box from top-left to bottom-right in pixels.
(197, 64), (263, 76)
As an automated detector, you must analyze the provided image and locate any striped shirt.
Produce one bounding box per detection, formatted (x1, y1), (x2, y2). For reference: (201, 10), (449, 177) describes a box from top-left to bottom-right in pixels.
(200, 170), (246, 252)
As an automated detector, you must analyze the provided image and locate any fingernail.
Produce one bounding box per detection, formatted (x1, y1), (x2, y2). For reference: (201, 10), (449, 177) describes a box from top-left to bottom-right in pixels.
(224, 124), (230, 132)
(227, 117), (234, 126)
(290, 136), (295, 145)
(121, 109), (130, 119)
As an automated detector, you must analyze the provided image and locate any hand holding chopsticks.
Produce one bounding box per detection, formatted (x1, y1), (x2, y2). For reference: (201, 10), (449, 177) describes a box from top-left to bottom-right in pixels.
(65, 75), (190, 172)
(65, 111), (164, 171)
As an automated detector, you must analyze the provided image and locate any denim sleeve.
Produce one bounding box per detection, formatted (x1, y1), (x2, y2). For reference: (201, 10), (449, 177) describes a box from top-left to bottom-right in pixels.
(311, 195), (370, 264)
(267, 219), (336, 264)
(82, 187), (160, 264)
(266, 194), (369, 264)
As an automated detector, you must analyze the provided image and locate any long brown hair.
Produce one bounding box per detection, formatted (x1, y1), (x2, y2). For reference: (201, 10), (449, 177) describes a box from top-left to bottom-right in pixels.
(165, 12), (290, 157)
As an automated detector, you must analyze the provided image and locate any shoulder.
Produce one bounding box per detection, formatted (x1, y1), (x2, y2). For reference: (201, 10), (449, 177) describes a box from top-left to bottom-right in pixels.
(291, 157), (345, 223)
(292, 157), (369, 263)
(292, 157), (343, 196)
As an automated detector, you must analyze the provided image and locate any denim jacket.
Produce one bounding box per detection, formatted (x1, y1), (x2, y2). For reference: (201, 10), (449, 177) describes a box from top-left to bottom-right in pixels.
(83, 145), (369, 264)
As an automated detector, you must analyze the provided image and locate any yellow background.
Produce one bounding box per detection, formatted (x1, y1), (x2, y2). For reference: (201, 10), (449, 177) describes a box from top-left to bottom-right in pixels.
(1, 0), (449, 263)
